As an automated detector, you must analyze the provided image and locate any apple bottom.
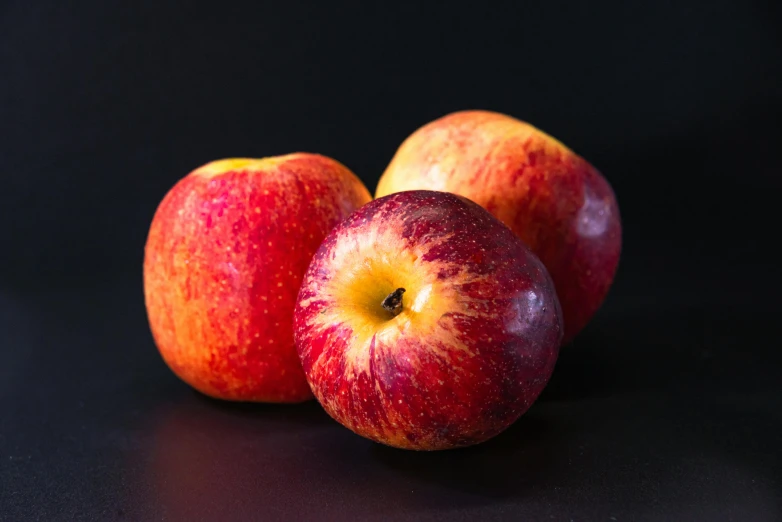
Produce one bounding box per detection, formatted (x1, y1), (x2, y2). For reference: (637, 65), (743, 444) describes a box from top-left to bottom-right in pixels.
(157, 332), (314, 404)
(311, 321), (556, 450)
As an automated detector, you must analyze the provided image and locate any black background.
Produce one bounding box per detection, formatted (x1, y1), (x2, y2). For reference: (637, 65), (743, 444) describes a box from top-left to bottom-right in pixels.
(1, 1), (780, 520)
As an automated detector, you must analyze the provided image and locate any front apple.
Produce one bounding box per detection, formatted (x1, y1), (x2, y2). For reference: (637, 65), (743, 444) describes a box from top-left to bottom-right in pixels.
(144, 154), (371, 402)
(294, 190), (562, 450)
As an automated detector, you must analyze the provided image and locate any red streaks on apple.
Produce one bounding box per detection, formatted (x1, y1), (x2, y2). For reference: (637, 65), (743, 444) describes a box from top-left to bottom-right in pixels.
(377, 110), (622, 344)
(144, 154), (371, 402)
(294, 190), (562, 450)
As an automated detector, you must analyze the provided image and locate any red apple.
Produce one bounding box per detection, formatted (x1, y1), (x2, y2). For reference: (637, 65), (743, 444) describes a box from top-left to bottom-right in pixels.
(376, 110), (621, 344)
(144, 154), (372, 402)
(294, 190), (562, 450)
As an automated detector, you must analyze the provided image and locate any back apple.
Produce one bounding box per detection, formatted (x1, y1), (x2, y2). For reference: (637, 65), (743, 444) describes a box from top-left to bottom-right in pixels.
(144, 153), (371, 402)
(376, 110), (621, 344)
(294, 190), (563, 450)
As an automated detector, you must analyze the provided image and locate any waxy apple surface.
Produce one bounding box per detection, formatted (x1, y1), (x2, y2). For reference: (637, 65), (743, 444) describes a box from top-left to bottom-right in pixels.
(376, 110), (621, 344)
(144, 154), (371, 402)
(294, 190), (562, 450)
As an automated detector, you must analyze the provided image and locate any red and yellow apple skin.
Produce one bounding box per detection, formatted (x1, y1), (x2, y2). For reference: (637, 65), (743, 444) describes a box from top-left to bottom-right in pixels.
(376, 111), (621, 344)
(294, 190), (563, 450)
(144, 154), (372, 403)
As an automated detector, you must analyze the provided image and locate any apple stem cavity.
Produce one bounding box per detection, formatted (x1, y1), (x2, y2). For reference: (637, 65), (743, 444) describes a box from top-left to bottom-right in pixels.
(381, 288), (406, 317)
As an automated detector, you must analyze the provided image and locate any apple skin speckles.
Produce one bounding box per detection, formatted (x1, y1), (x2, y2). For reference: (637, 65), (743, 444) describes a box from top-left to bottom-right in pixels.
(294, 190), (562, 450)
(376, 110), (621, 345)
(144, 153), (371, 402)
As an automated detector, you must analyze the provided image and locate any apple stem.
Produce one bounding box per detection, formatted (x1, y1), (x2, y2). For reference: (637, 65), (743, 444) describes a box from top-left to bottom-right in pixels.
(381, 288), (406, 317)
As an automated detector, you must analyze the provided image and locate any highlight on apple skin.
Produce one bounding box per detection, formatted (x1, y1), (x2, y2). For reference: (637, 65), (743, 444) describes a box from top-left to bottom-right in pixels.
(294, 190), (563, 450)
(376, 110), (621, 344)
(143, 153), (372, 403)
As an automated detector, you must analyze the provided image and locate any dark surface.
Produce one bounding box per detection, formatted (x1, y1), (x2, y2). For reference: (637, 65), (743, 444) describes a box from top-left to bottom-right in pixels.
(2, 263), (780, 521)
(1, 0), (781, 520)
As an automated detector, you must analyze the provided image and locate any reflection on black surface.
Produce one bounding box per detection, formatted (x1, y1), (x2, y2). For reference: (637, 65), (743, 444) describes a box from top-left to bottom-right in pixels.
(134, 296), (782, 521)
(145, 397), (332, 521)
(142, 391), (573, 518)
(3, 284), (778, 520)
(370, 411), (567, 501)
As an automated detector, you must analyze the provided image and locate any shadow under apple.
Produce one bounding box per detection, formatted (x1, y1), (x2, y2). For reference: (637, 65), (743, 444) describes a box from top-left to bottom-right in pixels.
(368, 406), (572, 504)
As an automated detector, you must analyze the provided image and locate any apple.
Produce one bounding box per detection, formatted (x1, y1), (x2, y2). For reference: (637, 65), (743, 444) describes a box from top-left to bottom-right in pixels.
(294, 190), (562, 450)
(376, 110), (621, 344)
(144, 153), (372, 402)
